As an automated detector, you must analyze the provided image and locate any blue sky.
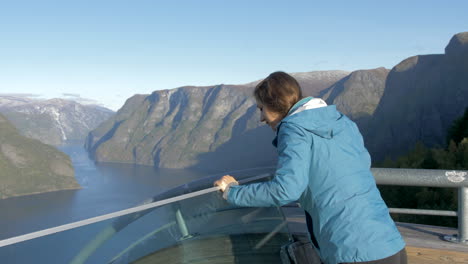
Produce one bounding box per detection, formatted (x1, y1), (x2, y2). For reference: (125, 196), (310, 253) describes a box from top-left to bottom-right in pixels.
(0, 0), (466, 110)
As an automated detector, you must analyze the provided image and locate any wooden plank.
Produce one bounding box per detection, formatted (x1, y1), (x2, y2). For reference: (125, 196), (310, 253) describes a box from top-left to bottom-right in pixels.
(407, 246), (468, 264)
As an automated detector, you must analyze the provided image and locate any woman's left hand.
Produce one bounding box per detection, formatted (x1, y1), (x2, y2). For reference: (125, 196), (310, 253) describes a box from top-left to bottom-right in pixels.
(214, 175), (238, 192)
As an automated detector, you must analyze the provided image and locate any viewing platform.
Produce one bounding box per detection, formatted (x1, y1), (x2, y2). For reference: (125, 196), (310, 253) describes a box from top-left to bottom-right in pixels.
(1, 168), (468, 263)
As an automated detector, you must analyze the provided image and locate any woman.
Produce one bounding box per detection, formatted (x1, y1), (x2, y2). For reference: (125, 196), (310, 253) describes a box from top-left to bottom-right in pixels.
(214, 72), (407, 264)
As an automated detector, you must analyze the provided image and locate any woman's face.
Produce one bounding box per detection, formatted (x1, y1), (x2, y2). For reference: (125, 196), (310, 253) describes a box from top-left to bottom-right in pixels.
(257, 102), (282, 131)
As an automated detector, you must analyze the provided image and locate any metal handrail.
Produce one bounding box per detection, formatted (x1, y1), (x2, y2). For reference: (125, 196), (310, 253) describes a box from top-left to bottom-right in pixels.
(372, 168), (468, 244)
(371, 168), (468, 188)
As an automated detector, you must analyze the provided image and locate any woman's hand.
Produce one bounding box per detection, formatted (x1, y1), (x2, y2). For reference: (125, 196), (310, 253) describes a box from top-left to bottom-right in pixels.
(214, 175), (238, 192)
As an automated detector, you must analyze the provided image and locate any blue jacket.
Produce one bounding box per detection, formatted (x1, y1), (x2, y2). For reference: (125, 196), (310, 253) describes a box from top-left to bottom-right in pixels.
(227, 97), (405, 264)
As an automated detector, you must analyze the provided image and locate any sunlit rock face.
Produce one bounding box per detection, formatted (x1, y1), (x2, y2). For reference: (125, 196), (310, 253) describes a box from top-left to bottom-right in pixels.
(0, 96), (114, 146)
(321, 67), (389, 128)
(0, 114), (80, 199)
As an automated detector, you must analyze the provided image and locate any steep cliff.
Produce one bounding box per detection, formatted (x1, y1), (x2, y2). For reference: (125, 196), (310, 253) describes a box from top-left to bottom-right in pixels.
(365, 32), (468, 160)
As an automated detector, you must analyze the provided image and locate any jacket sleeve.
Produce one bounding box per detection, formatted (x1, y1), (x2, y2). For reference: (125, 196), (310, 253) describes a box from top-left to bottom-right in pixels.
(227, 123), (312, 207)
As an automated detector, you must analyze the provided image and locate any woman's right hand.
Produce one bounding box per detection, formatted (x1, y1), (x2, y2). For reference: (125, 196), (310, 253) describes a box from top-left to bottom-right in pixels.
(214, 175), (238, 192)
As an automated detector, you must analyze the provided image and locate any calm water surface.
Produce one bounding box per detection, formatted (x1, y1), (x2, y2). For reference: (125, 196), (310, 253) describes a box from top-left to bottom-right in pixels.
(0, 145), (211, 239)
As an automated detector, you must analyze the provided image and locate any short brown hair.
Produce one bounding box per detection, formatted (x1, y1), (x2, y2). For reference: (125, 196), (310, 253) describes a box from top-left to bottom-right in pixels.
(254, 71), (303, 117)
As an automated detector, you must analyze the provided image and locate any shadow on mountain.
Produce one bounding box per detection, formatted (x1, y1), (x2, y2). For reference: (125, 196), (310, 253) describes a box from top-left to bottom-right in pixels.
(190, 104), (278, 173)
(190, 125), (277, 172)
(85, 120), (123, 159)
(366, 50), (468, 161)
(319, 75), (350, 102)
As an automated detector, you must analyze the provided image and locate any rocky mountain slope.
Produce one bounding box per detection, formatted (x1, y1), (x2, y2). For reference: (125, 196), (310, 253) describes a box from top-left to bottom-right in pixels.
(365, 32), (468, 160)
(0, 113), (80, 199)
(320, 67), (389, 127)
(85, 71), (348, 170)
(0, 96), (114, 146)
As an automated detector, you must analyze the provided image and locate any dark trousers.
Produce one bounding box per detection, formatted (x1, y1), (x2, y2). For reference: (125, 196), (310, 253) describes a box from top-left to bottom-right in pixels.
(305, 211), (408, 264)
(305, 210), (320, 249)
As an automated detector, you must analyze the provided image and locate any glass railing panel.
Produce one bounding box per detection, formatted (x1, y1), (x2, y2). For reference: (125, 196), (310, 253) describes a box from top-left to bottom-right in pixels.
(0, 204), (168, 264)
(0, 173), (290, 264)
(110, 192), (290, 264)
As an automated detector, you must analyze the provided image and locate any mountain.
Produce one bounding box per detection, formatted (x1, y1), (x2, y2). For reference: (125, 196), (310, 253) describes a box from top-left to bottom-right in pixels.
(292, 70), (352, 97)
(365, 32), (468, 161)
(0, 96), (114, 146)
(320, 67), (389, 127)
(85, 71), (348, 170)
(85, 85), (272, 170)
(0, 113), (80, 199)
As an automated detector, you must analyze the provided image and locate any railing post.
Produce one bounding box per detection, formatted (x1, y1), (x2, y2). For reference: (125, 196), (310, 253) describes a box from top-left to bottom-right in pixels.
(459, 187), (468, 244)
(175, 208), (191, 239)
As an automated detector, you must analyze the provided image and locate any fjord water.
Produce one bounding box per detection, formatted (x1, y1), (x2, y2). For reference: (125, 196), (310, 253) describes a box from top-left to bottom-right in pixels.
(0, 144), (209, 240)
(0, 145), (277, 263)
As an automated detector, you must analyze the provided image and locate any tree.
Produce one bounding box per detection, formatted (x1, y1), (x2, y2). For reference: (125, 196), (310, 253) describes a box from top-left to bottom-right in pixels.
(461, 138), (468, 168)
(447, 107), (468, 145)
(377, 109), (468, 227)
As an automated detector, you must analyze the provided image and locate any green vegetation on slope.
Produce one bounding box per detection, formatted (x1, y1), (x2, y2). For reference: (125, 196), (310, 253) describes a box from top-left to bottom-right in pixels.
(376, 108), (468, 227)
(0, 114), (80, 199)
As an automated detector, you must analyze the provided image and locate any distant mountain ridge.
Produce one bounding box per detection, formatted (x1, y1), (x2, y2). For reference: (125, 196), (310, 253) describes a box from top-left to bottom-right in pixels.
(244, 70), (350, 96)
(0, 113), (80, 199)
(0, 96), (114, 146)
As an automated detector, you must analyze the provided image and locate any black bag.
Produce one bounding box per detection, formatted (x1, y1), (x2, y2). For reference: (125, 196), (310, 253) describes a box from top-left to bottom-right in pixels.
(280, 236), (322, 264)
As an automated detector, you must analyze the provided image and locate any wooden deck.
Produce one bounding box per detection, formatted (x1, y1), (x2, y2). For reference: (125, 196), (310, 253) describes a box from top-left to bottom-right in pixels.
(406, 247), (468, 264)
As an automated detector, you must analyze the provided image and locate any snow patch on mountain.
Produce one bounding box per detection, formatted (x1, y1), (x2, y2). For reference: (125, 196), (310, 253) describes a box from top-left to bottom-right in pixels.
(0, 96), (114, 145)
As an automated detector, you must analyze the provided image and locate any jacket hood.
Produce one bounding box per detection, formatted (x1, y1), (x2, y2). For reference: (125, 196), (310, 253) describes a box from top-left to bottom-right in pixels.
(277, 97), (343, 140)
